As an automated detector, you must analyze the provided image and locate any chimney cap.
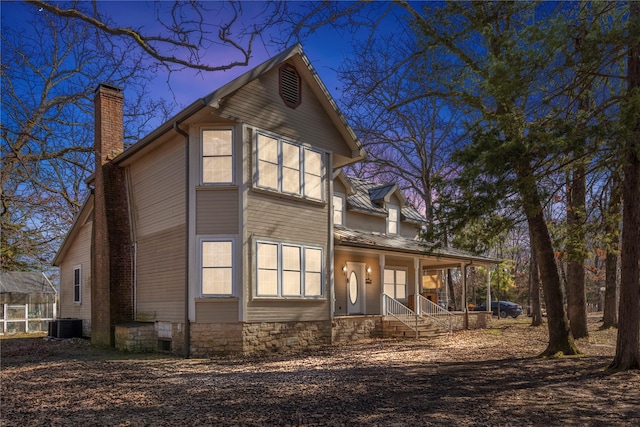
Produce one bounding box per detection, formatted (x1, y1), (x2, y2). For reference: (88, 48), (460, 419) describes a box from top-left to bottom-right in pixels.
(95, 83), (123, 93)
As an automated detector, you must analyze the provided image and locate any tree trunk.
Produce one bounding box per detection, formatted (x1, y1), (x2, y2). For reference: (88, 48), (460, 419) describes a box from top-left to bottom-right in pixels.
(529, 226), (543, 327)
(611, 0), (640, 371)
(567, 163), (588, 338)
(603, 169), (621, 329)
(602, 252), (619, 328)
(517, 161), (579, 356)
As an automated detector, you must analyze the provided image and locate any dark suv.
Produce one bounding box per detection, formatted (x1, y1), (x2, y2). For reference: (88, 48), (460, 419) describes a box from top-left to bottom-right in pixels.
(474, 301), (523, 318)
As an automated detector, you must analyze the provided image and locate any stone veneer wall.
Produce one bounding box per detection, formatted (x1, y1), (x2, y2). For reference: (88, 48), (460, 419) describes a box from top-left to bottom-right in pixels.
(189, 321), (332, 357)
(331, 316), (382, 344)
(114, 323), (155, 352)
(190, 322), (243, 357)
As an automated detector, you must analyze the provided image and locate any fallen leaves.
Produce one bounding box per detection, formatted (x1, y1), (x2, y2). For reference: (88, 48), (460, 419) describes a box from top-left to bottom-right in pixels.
(1, 317), (638, 426)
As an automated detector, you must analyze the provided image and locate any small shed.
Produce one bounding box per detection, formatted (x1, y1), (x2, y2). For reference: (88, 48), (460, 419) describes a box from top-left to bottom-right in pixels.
(0, 271), (57, 334)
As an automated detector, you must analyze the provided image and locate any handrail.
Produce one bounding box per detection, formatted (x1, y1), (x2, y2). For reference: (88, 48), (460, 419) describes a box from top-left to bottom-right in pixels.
(382, 293), (418, 338)
(417, 294), (453, 333)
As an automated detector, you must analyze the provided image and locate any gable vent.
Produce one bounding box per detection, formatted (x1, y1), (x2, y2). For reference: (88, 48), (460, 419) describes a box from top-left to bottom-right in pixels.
(279, 64), (301, 109)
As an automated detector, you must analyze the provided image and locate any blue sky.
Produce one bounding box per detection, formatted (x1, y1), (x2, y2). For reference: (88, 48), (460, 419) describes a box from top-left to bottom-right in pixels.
(0, 1), (356, 111)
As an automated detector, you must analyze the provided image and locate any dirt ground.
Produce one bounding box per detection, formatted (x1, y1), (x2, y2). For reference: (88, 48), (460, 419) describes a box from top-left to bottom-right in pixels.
(1, 316), (639, 427)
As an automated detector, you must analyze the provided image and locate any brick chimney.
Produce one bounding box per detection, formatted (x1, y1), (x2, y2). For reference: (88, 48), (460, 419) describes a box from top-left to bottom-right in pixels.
(91, 84), (134, 347)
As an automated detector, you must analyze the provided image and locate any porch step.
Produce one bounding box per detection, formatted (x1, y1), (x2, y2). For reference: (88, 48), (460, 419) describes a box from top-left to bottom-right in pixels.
(382, 317), (447, 340)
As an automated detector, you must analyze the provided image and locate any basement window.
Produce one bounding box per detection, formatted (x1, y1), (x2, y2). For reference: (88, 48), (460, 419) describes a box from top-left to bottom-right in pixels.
(279, 64), (301, 109)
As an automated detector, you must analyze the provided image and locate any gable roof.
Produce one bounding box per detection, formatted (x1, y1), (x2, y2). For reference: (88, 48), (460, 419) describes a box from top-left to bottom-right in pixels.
(114, 44), (365, 167)
(341, 174), (425, 223)
(0, 272), (57, 295)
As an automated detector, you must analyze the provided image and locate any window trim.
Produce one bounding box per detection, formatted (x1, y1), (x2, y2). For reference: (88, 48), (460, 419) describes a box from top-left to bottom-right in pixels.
(255, 132), (325, 202)
(199, 237), (235, 297)
(73, 265), (81, 304)
(383, 266), (407, 301)
(255, 239), (324, 299)
(200, 127), (234, 185)
(333, 193), (345, 226)
(387, 205), (399, 235)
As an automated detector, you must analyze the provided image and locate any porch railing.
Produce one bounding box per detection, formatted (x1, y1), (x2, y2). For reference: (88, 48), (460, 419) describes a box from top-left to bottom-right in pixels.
(382, 293), (418, 338)
(417, 294), (453, 333)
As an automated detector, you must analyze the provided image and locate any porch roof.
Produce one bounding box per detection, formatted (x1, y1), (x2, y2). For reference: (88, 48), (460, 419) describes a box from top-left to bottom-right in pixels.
(334, 226), (500, 267)
(0, 272), (56, 295)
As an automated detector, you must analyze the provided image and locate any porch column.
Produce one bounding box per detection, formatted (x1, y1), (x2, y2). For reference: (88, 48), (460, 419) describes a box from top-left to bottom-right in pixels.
(379, 254), (386, 315)
(414, 258), (420, 315)
(461, 262), (468, 329)
(486, 266), (492, 309)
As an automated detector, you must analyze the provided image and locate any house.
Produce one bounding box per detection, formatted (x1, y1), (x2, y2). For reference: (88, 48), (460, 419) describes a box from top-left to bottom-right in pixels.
(53, 44), (497, 356)
(0, 271), (57, 334)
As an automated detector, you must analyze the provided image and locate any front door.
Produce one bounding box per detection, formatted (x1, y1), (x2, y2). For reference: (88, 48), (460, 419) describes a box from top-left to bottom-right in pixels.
(347, 262), (366, 315)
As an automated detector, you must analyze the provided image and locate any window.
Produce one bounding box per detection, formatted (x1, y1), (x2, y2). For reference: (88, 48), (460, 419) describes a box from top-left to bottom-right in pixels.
(333, 194), (344, 225)
(73, 265), (81, 303)
(202, 129), (233, 184)
(256, 241), (324, 298)
(279, 64), (301, 108)
(387, 205), (399, 234)
(256, 133), (324, 201)
(201, 240), (233, 296)
(384, 268), (407, 300)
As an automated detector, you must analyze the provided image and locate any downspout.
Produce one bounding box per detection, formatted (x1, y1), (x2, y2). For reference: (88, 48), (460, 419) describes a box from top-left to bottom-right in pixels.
(174, 121), (191, 358)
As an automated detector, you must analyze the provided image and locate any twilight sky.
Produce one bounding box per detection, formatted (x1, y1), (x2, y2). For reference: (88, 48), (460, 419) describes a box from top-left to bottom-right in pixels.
(0, 1), (357, 111)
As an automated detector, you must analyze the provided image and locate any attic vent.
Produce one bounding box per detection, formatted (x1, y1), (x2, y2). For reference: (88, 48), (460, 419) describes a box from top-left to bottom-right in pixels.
(279, 64), (301, 109)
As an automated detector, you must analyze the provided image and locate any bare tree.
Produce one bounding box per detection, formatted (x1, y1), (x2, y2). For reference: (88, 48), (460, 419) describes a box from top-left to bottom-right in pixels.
(25, 0), (289, 75)
(1, 10), (172, 271)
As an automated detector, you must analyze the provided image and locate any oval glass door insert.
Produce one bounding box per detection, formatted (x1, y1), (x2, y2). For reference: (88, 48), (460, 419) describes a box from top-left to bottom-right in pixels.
(349, 271), (358, 305)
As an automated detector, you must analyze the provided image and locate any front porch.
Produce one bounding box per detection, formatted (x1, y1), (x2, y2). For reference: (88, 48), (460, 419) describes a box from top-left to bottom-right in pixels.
(331, 297), (493, 344)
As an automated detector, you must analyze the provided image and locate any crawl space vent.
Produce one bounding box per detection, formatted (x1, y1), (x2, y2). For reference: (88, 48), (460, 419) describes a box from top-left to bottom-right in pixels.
(279, 64), (301, 109)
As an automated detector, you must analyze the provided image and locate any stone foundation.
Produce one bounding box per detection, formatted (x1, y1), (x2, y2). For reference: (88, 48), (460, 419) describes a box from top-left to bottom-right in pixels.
(331, 316), (382, 344)
(190, 322), (243, 357)
(114, 322), (155, 352)
(189, 320), (331, 357)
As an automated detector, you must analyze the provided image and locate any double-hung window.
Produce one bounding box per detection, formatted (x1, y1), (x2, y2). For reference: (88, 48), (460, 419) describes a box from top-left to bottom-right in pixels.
(387, 205), (399, 234)
(73, 265), (81, 303)
(256, 241), (323, 298)
(256, 133), (324, 201)
(202, 129), (233, 184)
(201, 239), (234, 296)
(384, 267), (407, 300)
(333, 194), (345, 226)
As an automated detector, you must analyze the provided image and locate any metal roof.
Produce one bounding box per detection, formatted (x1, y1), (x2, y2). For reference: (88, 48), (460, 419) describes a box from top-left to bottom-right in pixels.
(0, 272), (57, 295)
(343, 175), (426, 223)
(334, 226), (500, 265)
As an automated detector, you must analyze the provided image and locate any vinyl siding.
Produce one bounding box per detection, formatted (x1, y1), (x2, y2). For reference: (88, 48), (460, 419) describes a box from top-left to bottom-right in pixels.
(245, 191), (331, 322)
(246, 191), (327, 242)
(196, 188), (239, 235)
(195, 299), (239, 323)
(135, 225), (185, 323)
(219, 61), (351, 157)
(129, 135), (185, 239)
(58, 220), (92, 325)
(346, 211), (386, 234)
(246, 300), (328, 322)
